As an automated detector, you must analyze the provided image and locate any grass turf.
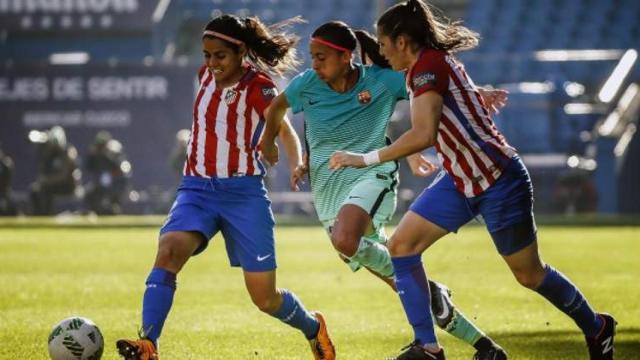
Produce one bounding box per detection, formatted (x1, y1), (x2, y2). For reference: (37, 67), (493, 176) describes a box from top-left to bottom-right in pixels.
(0, 224), (638, 359)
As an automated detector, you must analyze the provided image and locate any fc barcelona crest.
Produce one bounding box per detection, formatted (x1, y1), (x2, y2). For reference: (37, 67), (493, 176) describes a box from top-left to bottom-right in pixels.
(225, 90), (238, 105)
(357, 90), (371, 104)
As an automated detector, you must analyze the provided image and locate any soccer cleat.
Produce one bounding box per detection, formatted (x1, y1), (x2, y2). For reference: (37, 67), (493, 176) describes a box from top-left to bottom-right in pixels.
(309, 311), (335, 360)
(116, 338), (158, 360)
(586, 313), (617, 360)
(428, 280), (455, 329)
(391, 341), (445, 360)
(473, 344), (508, 360)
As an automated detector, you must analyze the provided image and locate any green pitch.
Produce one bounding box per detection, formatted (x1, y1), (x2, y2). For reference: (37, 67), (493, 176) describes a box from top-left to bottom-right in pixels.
(1, 223), (638, 359)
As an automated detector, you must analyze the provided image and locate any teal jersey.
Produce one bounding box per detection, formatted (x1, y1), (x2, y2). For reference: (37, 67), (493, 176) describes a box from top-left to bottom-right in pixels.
(284, 64), (408, 221)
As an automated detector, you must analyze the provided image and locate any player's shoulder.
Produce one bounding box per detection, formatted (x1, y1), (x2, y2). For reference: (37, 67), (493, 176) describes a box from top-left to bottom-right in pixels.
(248, 68), (277, 89)
(416, 49), (448, 67)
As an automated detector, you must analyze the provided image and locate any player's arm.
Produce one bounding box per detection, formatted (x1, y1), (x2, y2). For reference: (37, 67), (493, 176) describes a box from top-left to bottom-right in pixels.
(277, 117), (307, 191)
(329, 91), (442, 170)
(260, 93), (290, 165)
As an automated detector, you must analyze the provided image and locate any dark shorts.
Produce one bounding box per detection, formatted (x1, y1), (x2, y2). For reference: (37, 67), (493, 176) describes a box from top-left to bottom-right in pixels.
(409, 156), (537, 256)
(160, 176), (276, 272)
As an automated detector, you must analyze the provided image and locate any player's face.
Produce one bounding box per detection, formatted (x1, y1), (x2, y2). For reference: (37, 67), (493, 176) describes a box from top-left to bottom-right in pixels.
(310, 42), (351, 83)
(377, 32), (406, 71)
(202, 37), (245, 86)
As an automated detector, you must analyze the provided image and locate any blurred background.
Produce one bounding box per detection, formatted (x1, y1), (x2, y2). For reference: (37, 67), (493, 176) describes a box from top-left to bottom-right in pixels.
(0, 0), (638, 220)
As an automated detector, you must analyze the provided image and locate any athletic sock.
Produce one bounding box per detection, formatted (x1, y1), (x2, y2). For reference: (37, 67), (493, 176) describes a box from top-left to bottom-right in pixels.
(349, 236), (394, 278)
(535, 265), (603, 337)
(142, 268), (177, 346)
(271, 289), (320, 339)
(392, 254), (438, 347)
(443, 309), (486, 347)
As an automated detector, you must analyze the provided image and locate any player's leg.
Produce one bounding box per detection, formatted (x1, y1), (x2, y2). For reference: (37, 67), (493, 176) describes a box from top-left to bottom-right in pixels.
(427, 280), (507, 359)
(484, 156), (614, 359)
(329, 177), (397, 278)
(389, 172), (477, 359)
(388, 212), (448, 359)
(221, 176), (335, 359)
(117, 232), (204, 360)
(331, 204), (395, 278)
(243, 271), (334, 359)
(117, 179), (218, 359)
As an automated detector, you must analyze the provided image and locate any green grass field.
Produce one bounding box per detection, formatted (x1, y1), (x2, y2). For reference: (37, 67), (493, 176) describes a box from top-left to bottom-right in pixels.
(1, 223), (638, 359)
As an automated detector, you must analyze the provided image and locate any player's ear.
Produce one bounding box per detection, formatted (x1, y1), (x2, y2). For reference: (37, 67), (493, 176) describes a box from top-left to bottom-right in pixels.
(237, 44), (248, 58)
(396, 35), (407, 52)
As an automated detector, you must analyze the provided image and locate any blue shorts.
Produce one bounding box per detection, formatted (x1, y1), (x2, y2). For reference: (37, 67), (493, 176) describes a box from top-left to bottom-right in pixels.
(409, 156), (537, 256)
(160, 176), (276, 272)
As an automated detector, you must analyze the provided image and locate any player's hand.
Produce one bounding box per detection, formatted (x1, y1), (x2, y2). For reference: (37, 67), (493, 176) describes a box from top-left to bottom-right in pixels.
(260, 140), (279, 166)
(406, 153), (438, 177)
(478, 87), (509, 114)
(329, 151), (366, 170)
(290, 164), (308, 191)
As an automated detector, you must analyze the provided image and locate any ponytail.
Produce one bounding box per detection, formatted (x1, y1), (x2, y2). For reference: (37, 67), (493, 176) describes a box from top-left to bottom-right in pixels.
(378, 0), (479, 53)
(353, 29), (390, 68)
(203, 15), (303, 76)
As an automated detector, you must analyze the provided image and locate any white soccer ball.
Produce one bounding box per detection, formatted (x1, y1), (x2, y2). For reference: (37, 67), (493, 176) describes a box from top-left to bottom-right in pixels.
(47, 317), (104, 360)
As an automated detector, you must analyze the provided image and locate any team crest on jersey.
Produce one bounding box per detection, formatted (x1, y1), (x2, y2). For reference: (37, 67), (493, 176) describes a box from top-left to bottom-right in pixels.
(225, 90), (238, 105)
(357, 90), (371, 104)
(413, 72), (436, 89)
(261, 87), (277, 101)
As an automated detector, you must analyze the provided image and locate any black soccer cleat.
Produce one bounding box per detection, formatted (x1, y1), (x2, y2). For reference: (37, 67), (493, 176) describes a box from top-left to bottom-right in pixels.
(428, 280), (455, 329)
(473, 344), (508, 360)
(586, 313), (617, 360)
(391, 341), (445, 360)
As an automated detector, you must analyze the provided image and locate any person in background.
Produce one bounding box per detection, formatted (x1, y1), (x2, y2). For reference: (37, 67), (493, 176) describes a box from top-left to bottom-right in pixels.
(84, 130), (131, 215)
(29, 126), (80, 215)
(0, 143), (17, 216)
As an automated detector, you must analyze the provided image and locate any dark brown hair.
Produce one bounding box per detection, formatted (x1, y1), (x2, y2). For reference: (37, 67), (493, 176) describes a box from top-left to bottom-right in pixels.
(377, 0), (479, 53)
(203, 14), (302, 75)
(312, 21), (390, 68)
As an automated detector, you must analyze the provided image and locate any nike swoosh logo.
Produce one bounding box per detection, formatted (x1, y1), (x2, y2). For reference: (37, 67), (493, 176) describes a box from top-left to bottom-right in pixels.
(308, 100), (320, 105)
(257, 254), (272, 262)
(435, 291), (450, 321)
(348, 196), (362, 199)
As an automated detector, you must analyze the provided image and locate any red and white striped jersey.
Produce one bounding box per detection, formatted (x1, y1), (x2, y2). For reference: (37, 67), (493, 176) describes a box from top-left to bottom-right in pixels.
(407, 49), (517, 197)
(184, 65), (277, 178)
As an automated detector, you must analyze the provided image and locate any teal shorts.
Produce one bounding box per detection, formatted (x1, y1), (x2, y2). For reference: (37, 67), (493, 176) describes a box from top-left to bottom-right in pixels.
(321, 177), (397, 272)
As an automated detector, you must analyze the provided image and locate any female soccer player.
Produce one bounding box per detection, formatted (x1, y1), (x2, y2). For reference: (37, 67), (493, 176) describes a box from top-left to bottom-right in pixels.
(261, 21), (508, 359)
(329, 1), (616, 359)
(116, 15), (335, 360)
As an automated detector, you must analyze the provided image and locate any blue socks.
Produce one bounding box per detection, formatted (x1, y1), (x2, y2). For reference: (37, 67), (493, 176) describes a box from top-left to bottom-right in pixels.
(272, 289), (320, 339)
(392, 255), (438, 347)
(535, 265), (603, 337)
(142, 268), (177, 346)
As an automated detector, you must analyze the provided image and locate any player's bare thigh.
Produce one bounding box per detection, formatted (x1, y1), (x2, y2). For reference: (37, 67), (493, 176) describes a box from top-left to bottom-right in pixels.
(388, 211), (448, 257)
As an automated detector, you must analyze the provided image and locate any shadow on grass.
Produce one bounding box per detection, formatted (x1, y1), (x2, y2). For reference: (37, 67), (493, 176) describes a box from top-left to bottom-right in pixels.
(491, 328), (640, 359)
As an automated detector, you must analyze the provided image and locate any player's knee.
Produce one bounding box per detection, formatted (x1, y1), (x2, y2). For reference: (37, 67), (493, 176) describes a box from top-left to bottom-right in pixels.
(513, 269), (544, 289)
(251, 294), (280, 314)
(155, 235), (188, 270)
(387, 235), (408, 257)
(331, 230), (359, 258)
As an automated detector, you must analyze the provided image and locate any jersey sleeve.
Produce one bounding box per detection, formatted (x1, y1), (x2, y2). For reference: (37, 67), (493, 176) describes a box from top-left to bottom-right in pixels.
(373, 65), (409, 100)
(409, 51), (450, 97)
(283, 69), (314, 114)
(248, 77), (279, 116)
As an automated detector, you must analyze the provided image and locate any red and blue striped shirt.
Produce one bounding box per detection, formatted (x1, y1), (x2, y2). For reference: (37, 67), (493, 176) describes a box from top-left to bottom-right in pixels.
(407, 49), (516, 197)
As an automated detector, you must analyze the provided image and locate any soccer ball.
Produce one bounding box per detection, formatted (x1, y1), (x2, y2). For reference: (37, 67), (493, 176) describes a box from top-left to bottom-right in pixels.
(47, 317), (104, 360)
